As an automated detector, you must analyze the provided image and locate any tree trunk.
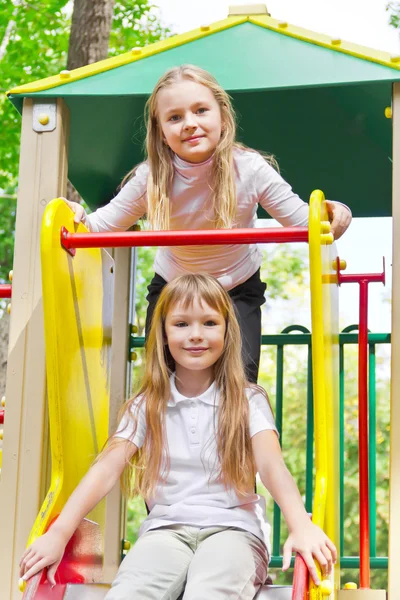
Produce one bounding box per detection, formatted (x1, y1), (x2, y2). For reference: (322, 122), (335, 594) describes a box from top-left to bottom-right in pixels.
(67, 0), (116, 70)
(66, 0), (116, 202)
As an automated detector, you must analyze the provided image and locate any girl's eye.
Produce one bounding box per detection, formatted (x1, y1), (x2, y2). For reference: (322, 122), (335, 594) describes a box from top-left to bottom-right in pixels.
(197, 107), (208, 114)
(204, 320), (217, 326)
(169, 115), (181, 122)
(175, 321), (187, 327)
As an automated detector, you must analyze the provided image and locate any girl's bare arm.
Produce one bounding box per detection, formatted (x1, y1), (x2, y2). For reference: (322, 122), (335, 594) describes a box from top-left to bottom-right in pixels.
(20, 439), (137, 583)
(252, 430), (336, 585)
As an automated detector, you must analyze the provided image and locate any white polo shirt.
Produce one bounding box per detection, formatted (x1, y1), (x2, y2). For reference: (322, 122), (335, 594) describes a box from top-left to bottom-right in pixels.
(116, 374), (277, 554)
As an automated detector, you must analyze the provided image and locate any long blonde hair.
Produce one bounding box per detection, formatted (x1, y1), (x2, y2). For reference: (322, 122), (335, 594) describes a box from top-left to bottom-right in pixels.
(123, 64), (277, 230)
(114, 273), (258, 499)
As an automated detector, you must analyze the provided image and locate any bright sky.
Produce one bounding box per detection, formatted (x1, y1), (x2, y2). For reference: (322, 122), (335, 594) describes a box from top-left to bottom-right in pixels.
(157, 0), (400, 54)
(155, 0), (396, 333)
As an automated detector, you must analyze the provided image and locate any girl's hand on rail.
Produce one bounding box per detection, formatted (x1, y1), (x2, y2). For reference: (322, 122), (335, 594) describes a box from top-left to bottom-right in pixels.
(325, 200), (352, 240)
(282, 520), (337, 585)
(62, 198), (86, 224)
(19, 529), (68, 586)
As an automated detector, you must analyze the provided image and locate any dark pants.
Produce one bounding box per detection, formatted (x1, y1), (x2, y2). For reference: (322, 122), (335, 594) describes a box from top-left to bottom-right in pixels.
(145, 270), (266, 383)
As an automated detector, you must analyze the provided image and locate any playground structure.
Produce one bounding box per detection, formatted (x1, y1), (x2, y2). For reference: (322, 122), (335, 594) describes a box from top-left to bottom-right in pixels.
(19, 193), (337, 600)
(1, 3), (399, 598)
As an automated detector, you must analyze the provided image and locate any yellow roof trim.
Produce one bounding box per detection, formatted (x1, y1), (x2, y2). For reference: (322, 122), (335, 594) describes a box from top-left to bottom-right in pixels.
(7, 16), (247, 96)
(249, 14), (400, 71)
(7, 12), (399, 97)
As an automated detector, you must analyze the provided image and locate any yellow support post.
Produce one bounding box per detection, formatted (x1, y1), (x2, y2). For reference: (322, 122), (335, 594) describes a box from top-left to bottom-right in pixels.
(309, 191), (340, 599)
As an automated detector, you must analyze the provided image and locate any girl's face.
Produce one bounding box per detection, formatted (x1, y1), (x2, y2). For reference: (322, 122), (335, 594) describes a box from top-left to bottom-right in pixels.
(164, 297), (226, 378)
(156, 80), (223, 163)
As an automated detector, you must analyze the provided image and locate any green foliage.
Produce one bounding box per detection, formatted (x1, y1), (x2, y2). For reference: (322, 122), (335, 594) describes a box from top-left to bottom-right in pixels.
(261, 243), (307, 301)
(387, 2), (400, 28)
(0, 0), (168, 193)
(134, 246), (157, 335)
(0, 0), (169, 279)
(126, 495), (147, 544)
(109, 1), (167, 55)
(0, 0), (70, 193)
(0, 196), (16, 282)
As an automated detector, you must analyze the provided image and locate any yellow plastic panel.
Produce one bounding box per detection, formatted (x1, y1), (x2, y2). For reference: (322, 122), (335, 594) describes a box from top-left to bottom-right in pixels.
(27, 199), (114, 548)
(309, 191), (340, 599)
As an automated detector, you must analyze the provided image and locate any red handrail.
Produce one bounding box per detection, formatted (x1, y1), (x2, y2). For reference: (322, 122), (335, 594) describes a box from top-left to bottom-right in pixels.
(0, 284), (12, 298)
(60, 226), (309, 254)
(292, 554), (309, 599)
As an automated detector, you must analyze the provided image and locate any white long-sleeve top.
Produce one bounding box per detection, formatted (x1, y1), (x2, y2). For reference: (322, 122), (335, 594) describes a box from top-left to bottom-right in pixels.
(85, 147), (314, 290)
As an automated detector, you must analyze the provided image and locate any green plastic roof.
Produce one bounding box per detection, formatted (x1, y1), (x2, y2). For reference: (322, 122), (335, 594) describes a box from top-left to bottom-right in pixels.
(8, 19), (399, 218)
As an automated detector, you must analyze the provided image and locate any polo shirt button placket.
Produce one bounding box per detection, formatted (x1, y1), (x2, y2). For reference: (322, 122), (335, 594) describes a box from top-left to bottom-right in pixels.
(189, 399), (199, 445)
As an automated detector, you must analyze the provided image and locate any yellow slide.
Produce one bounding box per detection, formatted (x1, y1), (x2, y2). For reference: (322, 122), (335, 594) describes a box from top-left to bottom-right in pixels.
(22, 199), (114, 597)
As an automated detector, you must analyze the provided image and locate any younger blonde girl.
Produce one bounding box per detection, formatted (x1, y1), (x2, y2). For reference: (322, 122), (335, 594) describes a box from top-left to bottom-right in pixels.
(20, 273), (336, 599)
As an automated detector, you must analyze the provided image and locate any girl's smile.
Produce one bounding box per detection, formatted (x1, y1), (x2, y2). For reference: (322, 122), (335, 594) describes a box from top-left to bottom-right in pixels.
(156, 80), (223, 163)
(183, 134), (205, 144)
(184, 346), (208, 354)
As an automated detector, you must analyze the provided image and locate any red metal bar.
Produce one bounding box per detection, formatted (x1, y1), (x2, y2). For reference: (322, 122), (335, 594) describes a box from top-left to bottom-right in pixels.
(338, 273), (385, 284)
(0, 284), (12, 298)
(0, 409), (4, 424)
(60, 226), (309, 251)
(336, 257), (385, 287)
(335, 257), (385, 589)
(358, 280), (370, 588)
(292, 554), (309, 599)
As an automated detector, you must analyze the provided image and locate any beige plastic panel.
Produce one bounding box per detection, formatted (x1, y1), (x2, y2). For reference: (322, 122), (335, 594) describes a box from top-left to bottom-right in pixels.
(62, 583), (292, 599)
(338, 591), (387, 599)
(255, 586), (293, 599)
(0, 98), (69, 600)
(103, 247), (132, 581)
(228, 4), (269, 15)
(389, 82), (400, 600)
(64, 584), (110, 599)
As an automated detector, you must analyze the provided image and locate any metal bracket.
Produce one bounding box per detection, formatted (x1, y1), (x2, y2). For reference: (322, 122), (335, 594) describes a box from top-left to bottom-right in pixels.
(32, 100), (56, 132)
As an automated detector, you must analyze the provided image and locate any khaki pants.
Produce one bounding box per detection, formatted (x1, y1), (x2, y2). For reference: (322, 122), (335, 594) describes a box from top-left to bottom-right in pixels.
(105, 525), (269, 600)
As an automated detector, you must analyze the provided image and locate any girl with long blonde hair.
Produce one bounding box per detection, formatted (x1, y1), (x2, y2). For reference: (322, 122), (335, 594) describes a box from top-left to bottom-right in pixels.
(64, 64), (351, 383)
(20, 273), (336, 599)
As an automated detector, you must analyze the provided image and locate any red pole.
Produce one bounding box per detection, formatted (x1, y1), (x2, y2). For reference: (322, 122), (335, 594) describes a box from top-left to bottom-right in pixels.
(358, 279), (370, 589)
(60, 226), (309, 252)
(0, 284), (12, 298)
(292, 554), (309, 599)
(336, 258), (385, 589)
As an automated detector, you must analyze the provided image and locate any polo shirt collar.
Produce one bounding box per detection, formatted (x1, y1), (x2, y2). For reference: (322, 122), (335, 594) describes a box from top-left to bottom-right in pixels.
(168, 373), (219, 407)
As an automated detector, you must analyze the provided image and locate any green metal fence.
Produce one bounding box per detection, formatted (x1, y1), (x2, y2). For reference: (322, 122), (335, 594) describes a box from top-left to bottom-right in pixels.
(131, 327), (391, 571)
